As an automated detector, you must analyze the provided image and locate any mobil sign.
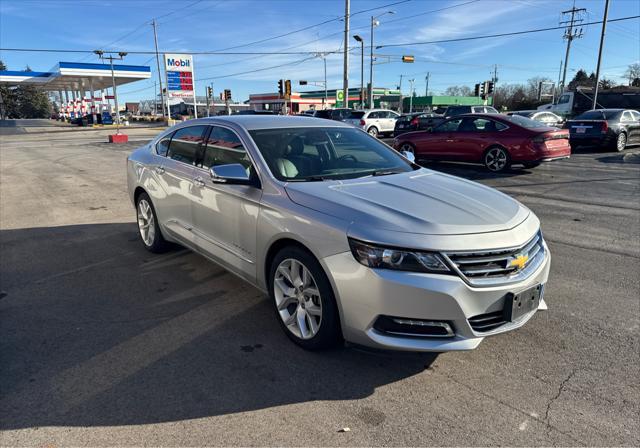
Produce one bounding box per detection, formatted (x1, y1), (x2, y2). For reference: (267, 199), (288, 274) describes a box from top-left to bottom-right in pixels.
(164, 53), (195, 98)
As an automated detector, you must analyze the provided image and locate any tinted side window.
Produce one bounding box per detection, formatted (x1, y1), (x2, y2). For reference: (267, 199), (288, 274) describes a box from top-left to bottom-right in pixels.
(167, 126), (207, 165)
(469, 118), (500, 132)
(201, 126), (252, 170)
(435, 118), (462, 132)
(156, 132), (174, 156)
(368, 111), (380, 119)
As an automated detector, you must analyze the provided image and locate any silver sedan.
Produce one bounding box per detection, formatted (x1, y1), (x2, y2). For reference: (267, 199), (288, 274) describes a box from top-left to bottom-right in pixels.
(127, 116), (549, 351)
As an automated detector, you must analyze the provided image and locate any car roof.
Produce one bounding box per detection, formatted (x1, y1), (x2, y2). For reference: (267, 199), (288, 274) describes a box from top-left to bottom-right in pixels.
(175, 115), (352, 130)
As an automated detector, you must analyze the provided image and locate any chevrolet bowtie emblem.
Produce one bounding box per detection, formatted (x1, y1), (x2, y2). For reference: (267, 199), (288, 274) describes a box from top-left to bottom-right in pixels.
(509, 254), (529, 270)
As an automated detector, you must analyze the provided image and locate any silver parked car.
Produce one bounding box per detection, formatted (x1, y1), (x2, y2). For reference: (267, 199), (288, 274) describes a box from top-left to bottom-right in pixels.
(343, 109), (400, 137)
(127, 116), (549, 352)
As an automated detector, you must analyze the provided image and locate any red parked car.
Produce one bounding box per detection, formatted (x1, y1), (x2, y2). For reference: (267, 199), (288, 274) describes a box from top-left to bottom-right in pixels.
(393, 113), (571, 172)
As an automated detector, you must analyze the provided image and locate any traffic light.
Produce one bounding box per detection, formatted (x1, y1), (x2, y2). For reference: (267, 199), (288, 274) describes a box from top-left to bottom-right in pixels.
(225, 89), (232, 101)
(284, 79), (292, 97)
(401, 55), (415, 63)
(278, 79), (284, 95)
(299, 80), (308, 85)
(474, 83), (481, 97)
(207, 86), (213, 98)
(487, 81), (495, 94)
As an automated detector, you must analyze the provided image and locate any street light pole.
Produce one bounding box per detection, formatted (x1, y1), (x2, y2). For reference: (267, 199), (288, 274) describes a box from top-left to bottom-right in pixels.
(95, 50), (127, 135)
(368, 11), (394, 109)
(409, 78), (415, 113)
(369, 16), (375, 109)
(353, 35), (364, 107)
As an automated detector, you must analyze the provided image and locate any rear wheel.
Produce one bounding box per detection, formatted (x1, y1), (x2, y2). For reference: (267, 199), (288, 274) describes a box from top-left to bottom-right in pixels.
(483, 147), (511, 172)
(367, 126), (379, 138)
(269, 246), (341, 350)
(615, 132), (627, 152)
(136, 192), (169, 253)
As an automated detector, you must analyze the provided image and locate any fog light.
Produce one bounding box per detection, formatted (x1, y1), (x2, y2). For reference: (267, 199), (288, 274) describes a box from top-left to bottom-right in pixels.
(373, 315), (455, 338)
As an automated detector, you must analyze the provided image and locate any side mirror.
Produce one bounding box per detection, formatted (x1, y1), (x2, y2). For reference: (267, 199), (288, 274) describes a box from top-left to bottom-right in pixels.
(209, 163), (252, 185)
(402, 151), (416, 163)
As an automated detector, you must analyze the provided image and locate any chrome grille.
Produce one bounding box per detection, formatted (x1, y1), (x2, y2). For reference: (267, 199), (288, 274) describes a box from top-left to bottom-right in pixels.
(443, 232), (545, 286)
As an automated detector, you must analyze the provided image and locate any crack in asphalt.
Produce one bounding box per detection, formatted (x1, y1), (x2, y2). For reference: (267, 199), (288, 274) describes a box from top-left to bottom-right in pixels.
(436, 370), (587, 446)
(544, 369), (577, 441)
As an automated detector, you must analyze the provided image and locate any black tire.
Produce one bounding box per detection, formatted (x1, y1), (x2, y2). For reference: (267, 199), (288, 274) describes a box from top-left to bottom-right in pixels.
(269, 246), (342, 350)
(522, 162), (541, 169)
(135, 192), (169, 253)
(483, 146), (511, 172)
(614, 132), (627, 152)
(367, 126), (379, 138)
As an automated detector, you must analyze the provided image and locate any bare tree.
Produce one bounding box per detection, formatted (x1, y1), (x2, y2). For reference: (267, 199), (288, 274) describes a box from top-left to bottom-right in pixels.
(624, 63), (640, 86)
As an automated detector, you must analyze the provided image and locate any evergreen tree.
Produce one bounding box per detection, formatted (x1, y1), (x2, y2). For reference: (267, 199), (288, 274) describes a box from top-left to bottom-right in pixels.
(0, 62), (52, 118)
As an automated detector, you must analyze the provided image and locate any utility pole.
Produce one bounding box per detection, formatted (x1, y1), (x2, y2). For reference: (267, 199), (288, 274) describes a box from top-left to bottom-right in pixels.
(492, 64), (498, 106)
(398, 74), (403, 113)
(151, 19), (166, 118)
(592, 0), (610, 109)
(409, 78), (415, 113)
(559, 2), (586, 92)
(425, 72), (430, 97)
(342, 0), (350, 109)
(556, 59), (563, 100)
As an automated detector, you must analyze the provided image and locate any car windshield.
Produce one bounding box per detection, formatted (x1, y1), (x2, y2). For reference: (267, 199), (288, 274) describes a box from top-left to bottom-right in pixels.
(502, 114), (549, 129)
(248, 127), (415, 181)
(575, 110), (622, 120)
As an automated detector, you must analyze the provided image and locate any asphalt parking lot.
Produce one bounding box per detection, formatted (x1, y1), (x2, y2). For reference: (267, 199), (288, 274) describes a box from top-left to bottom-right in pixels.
(1, 122), (638, 446)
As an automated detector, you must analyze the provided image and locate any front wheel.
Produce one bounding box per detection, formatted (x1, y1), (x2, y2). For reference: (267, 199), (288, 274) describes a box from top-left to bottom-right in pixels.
(367, 127), (379, 138)
(269, 246), (341, 350)
(614, 132), (627, 152)
(483, 147), (511, 172)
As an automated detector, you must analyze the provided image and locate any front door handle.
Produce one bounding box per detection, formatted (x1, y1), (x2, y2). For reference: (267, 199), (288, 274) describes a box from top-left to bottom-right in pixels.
(155, 166), (165, 174)
(193, 176), (206, 187)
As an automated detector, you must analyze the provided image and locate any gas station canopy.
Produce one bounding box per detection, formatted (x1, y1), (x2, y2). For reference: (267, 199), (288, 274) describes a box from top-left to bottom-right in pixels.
(0, 61), (151, 91)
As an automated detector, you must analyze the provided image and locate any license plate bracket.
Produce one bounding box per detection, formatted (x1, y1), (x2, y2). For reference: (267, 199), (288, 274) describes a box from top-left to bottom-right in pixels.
(504, 284), (542, 322)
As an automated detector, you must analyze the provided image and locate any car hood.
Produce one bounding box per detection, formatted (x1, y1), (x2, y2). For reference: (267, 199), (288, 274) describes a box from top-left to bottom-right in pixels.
(284, 169), (529, 235)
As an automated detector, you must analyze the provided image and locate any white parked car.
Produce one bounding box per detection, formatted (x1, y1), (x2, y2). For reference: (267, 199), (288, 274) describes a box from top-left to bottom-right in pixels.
(344, 109), (400, 137)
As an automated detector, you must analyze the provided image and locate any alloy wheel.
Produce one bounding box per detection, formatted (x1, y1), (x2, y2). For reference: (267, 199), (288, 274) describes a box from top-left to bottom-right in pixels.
(401, 143), (415, 154)
(273, 258), (323, 340)
(137, 199), (156, 246)
(368, 127), (378, 137)
(485, 147), (508, 171)
(617, 133), (626, 152)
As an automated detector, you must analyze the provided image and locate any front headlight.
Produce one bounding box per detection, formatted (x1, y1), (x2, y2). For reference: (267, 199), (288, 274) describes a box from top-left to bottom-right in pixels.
(348, 238), (451, 274)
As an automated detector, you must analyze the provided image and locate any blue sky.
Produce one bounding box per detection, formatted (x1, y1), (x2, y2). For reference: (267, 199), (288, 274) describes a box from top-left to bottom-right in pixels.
(1, 0), (638, 104)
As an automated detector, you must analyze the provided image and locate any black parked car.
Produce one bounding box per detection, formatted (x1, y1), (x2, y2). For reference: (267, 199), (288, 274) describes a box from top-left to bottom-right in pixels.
(305, 108), (354, 121)
(564, 108), (640, 152)
(393, 112), (443, 136)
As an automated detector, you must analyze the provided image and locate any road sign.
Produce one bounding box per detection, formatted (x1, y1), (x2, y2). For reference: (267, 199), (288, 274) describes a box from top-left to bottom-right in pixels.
(336, 89), (345, 107)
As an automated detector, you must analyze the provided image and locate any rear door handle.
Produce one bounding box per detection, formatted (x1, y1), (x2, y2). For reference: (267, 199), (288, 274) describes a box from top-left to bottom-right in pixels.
(155, 166), (165, 174)
(193, 176), (206, 187)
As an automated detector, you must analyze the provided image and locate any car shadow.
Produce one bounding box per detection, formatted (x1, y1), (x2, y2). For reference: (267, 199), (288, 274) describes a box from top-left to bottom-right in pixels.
(0, 223), (435, 429)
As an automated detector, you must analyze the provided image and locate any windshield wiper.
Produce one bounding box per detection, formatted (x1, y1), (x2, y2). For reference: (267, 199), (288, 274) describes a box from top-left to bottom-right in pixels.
(369, 170), (402, 177)
(288, 175), (328, 182)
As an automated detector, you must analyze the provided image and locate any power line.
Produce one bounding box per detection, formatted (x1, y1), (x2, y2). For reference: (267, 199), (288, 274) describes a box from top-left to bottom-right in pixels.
(376, 15), (640, 48)
(208, 0), (413, 52)
(3, 15), (637, 57)
(198, 55), (319, 81)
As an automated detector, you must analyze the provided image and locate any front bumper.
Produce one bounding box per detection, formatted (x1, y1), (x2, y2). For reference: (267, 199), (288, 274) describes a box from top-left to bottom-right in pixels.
(321, 242), (550, 352)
